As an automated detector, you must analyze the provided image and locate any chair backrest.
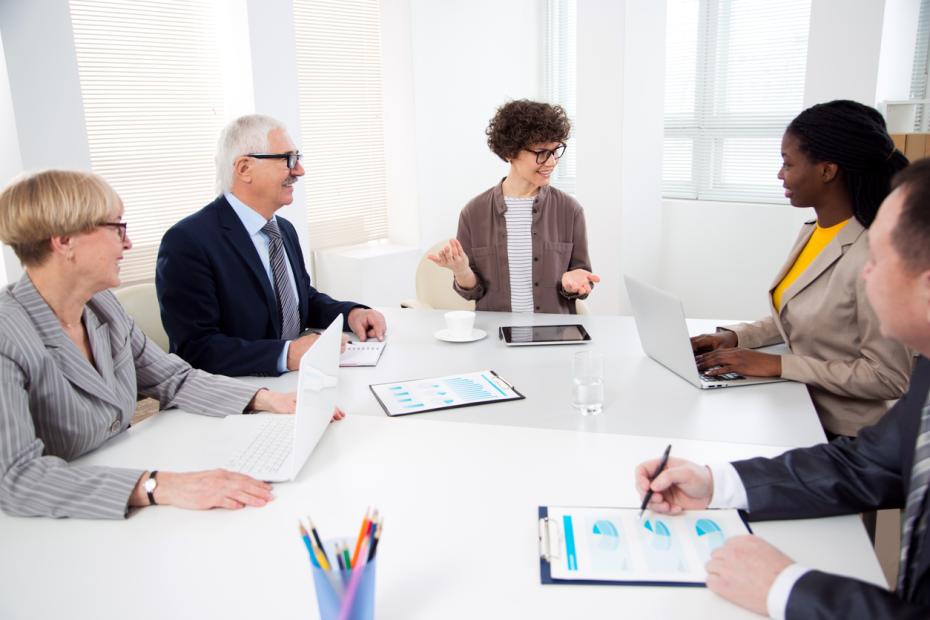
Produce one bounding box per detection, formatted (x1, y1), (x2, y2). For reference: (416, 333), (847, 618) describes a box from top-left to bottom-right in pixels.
(414, 241), (476, 311)
(113, 283), (170, 352)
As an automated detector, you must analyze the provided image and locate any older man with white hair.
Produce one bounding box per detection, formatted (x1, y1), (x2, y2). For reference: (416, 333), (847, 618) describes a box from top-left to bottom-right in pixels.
(156, 114), (386, 376)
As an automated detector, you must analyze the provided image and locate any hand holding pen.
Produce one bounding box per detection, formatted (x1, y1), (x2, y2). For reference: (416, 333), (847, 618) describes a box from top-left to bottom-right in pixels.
(635, 448), (715, 515)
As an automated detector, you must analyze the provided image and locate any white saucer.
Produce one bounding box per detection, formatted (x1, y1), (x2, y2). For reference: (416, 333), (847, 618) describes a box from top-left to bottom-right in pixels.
(434, 328), (487, 343)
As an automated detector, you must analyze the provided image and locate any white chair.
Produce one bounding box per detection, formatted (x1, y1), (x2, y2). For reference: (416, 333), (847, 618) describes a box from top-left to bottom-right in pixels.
(113, 282), (170, 351)
(400, 240), (591, 314)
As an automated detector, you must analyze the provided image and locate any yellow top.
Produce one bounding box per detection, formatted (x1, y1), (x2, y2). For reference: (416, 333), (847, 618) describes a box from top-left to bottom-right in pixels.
(772, 218), (850, 312)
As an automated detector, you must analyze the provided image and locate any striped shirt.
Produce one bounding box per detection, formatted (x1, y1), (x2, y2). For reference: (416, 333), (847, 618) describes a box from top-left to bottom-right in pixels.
(504, 196), (536, 313)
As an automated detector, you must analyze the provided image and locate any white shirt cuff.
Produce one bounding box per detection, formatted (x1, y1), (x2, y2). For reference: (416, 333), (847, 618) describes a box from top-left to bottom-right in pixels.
(707, 462), (749, 510)
(767, 563), (811, 619)
(277, 341), (291, 374)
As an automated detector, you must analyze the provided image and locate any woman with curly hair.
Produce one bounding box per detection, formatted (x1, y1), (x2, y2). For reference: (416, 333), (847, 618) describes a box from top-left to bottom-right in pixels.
(429, 99), (599, 313)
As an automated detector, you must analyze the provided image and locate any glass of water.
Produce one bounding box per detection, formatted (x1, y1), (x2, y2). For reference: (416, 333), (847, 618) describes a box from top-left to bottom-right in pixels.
(572, 351), (605, 415)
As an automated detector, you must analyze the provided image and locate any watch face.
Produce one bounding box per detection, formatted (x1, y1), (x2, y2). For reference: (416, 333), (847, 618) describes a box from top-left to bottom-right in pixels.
(144, 477), (157, 492)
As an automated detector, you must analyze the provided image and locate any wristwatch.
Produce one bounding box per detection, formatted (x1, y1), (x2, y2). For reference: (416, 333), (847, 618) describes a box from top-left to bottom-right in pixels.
(144, 470), (159, 506)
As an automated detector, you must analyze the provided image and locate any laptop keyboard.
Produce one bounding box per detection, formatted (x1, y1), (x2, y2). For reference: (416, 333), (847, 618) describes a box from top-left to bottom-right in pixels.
(227, 416), (294, 476)
(699, 366), (744, 382)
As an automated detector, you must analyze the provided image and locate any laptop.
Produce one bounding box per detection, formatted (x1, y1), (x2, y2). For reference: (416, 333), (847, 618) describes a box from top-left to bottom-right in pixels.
(220, 314), (342, 481)
(624, 275), (786, 389)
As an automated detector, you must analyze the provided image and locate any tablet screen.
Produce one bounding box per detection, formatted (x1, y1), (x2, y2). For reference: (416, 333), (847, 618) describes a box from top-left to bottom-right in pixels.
(500, 324), (591, 344)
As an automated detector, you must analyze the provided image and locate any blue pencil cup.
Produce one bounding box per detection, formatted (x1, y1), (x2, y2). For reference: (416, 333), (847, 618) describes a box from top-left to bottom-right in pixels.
(310, 540), (377, 620)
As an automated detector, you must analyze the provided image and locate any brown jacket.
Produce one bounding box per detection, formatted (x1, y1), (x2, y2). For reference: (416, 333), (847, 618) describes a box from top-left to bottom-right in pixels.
(453, 181), (592, 313)
(725, 219), (914, 437)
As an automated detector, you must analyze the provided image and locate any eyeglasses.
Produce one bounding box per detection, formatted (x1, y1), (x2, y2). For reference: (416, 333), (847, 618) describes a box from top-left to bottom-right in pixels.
(524, 143), (567, 165)
(246, 151), (302, 170)
(98, 222), (128, 242)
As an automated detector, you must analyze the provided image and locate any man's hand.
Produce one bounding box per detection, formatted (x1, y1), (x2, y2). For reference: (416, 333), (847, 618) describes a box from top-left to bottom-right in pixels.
(706, 536), (795, 616)
(696, 348), (782, 378)
(634, 457), (714, 514)
(691, 330), (738, 354)
(561, 269), (601, 296)
(347, 308), (386, 342)
(287, 332), (349, 370)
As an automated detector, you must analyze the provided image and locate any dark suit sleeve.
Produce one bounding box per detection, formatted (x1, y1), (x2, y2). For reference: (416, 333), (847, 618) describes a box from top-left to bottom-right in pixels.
(786, 570), (928, 619)
(733, 393), (908, 521)
(157, 223), (286, 376)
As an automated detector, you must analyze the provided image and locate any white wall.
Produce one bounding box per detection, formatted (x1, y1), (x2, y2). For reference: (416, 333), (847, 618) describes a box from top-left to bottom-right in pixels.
(0, 30), (22, 284)
(876, 0), (922, 104)
(408, 0), (544, 249)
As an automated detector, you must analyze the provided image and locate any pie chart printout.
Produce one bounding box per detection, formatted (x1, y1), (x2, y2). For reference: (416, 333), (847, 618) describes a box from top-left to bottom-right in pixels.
(694, 518), (726, 562)
(586, 518), (630, 571)
(641, 518), (687, 572)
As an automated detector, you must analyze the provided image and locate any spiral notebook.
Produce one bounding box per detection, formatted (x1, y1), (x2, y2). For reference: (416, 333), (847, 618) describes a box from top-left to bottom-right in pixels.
(339, 341), (386, 367)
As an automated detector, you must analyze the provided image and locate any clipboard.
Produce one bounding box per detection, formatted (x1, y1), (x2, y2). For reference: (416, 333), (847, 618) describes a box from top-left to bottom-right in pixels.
(538, 505), (753, 587)
(370, 370), (524, 416)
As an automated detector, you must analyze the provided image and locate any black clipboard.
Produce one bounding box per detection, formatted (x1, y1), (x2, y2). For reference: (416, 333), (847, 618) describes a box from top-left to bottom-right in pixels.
(538, 505), (753, 587)
(370, 369), (524, 416)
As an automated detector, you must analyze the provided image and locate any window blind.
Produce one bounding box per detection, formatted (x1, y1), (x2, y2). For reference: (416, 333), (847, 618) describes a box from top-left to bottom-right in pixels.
(663, 0), (811, 204)
(69, 0), (227, 287)
(293, 0), (389, 250)
(911, 0), (930, 130)
(544, 0), (577, 195)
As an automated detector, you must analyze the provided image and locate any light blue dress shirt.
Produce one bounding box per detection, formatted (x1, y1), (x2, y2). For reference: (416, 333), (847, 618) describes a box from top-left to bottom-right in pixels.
(225, 192), (299, 373)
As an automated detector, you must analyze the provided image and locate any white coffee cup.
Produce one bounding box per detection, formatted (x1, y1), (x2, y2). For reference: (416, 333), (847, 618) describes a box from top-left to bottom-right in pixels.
(444, 310), (476, 339)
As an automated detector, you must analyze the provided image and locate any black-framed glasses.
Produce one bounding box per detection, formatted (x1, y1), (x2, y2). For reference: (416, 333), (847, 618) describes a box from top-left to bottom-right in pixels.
(246, 151), (302, 170)
(98, 222), (128, 242)
(524, 143), (567, 165)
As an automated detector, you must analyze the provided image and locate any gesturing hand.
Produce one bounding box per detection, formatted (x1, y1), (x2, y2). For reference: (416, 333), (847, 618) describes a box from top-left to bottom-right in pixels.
(634, 457), (714, 514)
(705, 536), (794, 616)
(427, 239), (471, 275)
(347, 308), (387, 342)
(561, 269), (601, 296)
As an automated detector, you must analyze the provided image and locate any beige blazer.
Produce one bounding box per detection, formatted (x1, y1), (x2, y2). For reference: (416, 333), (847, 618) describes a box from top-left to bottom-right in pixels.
(726, 219), (914, 437)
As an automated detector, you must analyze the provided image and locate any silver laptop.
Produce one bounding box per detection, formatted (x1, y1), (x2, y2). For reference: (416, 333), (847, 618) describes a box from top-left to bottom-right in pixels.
(624, 275), (786, 389)
(220, 314), (342, 481)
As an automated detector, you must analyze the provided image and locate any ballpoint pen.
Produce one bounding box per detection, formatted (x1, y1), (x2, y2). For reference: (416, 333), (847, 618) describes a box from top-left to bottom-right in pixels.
(639, 444), (672, 518)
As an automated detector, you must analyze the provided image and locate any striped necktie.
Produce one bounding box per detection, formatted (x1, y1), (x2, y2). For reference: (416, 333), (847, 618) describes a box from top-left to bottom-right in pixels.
(898, 392), (930, 597)
(261, 219), (301, 341)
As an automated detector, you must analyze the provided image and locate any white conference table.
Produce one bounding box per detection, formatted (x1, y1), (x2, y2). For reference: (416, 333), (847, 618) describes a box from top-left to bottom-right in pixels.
(245, 308), (827, 448)
(0, 412), (884, 620)
(0, 307), (882, 620)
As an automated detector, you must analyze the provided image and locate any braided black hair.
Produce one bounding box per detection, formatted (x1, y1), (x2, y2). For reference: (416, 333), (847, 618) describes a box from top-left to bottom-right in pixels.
(786, 100), (909, 227)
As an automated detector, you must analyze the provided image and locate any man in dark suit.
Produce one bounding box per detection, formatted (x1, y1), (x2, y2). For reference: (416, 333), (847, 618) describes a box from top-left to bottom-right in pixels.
(156, 115), (386, 376)
(636, 158), (930, 618)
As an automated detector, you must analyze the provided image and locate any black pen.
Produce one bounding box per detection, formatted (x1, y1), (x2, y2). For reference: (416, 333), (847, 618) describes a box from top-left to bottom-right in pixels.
(639, 444), (672, 519)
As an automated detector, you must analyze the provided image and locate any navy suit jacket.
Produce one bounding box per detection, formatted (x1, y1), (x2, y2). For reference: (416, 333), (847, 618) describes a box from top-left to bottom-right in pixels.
(733, 355), (930, 619)
(155, 195), (362, 376)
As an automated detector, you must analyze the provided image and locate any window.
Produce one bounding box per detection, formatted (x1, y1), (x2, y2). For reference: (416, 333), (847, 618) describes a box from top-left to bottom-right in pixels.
(293, 0), (389, 249)
(70, 0), (228, 286)
(911, 0), (930, 130)
(663, 0), (812, 203)
(544, 0), (577, 194)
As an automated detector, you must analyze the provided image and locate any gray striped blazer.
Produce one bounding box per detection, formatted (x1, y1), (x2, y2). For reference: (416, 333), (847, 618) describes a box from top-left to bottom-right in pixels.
(0, 275), (259, 519)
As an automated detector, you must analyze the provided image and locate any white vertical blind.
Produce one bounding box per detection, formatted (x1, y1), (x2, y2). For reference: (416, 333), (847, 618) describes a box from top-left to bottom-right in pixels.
(911, 0), (930, 130)
(663, 0), (811, 203)
(545, 0), (576, 194)
(69, 0), (227, 286)
(293, 0), (389, 249)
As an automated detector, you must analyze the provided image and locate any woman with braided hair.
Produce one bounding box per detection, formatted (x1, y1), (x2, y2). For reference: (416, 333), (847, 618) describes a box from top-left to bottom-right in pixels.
(691, 100), (914, 439)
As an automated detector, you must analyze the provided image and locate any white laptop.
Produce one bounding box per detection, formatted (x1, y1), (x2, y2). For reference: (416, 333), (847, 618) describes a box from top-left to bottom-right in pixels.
(220, 314), (342, 481)
(624, 275), (786, 390)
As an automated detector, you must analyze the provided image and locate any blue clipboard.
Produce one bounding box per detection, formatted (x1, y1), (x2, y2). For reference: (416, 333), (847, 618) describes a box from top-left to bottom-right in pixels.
(537, 505), (753, 587)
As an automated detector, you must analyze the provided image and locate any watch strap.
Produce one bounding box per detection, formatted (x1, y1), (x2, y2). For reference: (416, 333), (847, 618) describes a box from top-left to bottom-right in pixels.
(146, 470), (158, 506)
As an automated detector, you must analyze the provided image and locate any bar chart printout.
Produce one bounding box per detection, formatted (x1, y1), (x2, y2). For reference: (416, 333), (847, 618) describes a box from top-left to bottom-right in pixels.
(370, 370), (523, 416)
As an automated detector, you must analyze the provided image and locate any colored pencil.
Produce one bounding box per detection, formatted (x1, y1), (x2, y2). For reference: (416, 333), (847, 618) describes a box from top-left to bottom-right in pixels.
(299, 524), (320, 568)
(367, 519), (382, 561)
(338, 536), (371, 620)
(350, 507), (372, 568)
(307, 517), (332, 570)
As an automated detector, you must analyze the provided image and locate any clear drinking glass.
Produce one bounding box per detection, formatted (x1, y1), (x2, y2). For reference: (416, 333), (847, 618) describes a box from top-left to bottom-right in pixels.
(572, 351), (605, 415)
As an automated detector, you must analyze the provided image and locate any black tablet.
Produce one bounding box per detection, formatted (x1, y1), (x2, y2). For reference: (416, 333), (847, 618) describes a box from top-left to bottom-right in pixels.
(498, 324), (592, 346)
